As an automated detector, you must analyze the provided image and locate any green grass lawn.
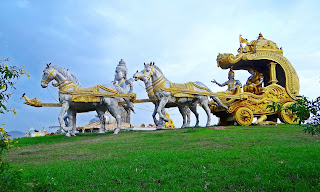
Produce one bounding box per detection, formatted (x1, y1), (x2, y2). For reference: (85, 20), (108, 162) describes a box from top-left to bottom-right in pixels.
(5, 125), (320, 191)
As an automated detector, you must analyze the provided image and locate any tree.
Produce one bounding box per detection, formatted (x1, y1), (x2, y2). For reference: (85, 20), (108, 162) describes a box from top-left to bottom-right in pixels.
(0, 57), (30, 114)
(266, 96), (320, 135)
(0, 57), (29, 190)
(297, 96), (320, 135)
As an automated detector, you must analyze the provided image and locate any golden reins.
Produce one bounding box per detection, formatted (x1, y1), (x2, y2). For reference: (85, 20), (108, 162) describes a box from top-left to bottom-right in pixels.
(41, 69), (56, 84)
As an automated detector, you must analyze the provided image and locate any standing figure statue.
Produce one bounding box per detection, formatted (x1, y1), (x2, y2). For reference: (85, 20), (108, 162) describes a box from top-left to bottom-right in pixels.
(243, 68), (264, 94)
(113, 59), (135, 113)
(211, 68), (242, 95)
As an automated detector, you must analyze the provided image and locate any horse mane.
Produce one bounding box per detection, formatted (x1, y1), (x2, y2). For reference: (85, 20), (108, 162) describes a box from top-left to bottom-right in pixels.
(51, 65), (81, 86)
(149, 64), (163, 75)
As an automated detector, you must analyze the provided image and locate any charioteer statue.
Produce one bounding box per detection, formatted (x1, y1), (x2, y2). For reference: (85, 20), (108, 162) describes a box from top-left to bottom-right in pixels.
(211, 68), (242, 95)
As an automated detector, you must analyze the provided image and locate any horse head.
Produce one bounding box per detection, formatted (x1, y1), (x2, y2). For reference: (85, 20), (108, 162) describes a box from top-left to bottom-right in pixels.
(134, 62), (157, 81)
(133, 67), (150, 84)
(41, 63), (57, 88)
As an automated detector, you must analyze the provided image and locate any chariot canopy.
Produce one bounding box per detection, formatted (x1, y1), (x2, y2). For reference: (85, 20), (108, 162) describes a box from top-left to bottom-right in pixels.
(216, 33), (300, 100)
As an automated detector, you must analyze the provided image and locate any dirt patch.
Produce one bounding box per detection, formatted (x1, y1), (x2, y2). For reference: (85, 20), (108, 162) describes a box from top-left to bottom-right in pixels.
(209, 126), (227, 130)
(143, 130), (168, 134)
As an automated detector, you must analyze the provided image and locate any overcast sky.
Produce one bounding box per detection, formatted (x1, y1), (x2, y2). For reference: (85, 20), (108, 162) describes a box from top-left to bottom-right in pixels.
(1, 0), (320, 132)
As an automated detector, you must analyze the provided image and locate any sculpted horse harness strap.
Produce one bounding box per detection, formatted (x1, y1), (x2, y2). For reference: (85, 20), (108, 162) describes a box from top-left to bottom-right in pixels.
(144, 65), (212, 99)
(41, 68), (56, 85)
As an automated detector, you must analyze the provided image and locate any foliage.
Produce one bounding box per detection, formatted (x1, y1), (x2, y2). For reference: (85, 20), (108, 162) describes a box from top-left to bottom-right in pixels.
(281, 96), (320, 134)
(0, 57), (29, 190)
(0, 125), (23, 191)
(4, 126), (320, 191)
(266, 101), (282, 113)
(267, 96), (320, 134)
(0, 57), (30, 114)
(301, 96), (320, 135)
(286, 96), (310, 125)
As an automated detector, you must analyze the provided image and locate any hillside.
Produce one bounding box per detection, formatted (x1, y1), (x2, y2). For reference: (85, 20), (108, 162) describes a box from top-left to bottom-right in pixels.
(7, 131), (25, 139)
(5, 125), (320, 191)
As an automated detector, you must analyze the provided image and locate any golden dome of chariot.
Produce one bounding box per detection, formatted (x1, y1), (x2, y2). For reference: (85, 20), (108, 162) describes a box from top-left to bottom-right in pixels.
(247, 33), (283, 55)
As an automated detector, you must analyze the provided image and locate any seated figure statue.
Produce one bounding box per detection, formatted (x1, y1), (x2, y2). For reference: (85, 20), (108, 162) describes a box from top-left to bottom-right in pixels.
(211, 68), (242, 95)
(243, 68), (264, 94)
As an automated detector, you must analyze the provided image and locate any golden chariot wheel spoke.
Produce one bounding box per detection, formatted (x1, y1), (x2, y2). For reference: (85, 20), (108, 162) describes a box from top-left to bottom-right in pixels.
(234, 107), (254, 126)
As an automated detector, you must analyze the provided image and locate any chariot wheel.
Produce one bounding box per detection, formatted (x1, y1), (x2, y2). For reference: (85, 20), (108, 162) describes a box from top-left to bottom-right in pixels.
(279, 102), (299, 124)
(234, 107), (254, 126)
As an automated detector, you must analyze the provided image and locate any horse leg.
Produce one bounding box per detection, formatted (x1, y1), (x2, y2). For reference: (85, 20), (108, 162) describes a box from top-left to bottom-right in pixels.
(186, 107), (191, 127)
(211, 96), (228, 110)
(59, 101), (71, 137)
(178, 105), (187, 128)
(157, 97), (169, 122)
(153, 102), (159, 126)
(72, 111), (77, 135)
(63, 113), (69, 127)
(189, 103), (199, 127)
(67, 109), (76, 136)
(96, 108), (106, 135)
(109, 108), (121, 134)
(104, 98), (122, 134)
(159, 108), (167, 129)
(200, 96), (211, 127)
(113, 112), (121, 134)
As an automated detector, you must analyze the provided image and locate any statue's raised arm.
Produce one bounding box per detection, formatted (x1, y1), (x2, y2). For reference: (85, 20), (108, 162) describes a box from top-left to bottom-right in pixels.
(212, 68), (242, 95)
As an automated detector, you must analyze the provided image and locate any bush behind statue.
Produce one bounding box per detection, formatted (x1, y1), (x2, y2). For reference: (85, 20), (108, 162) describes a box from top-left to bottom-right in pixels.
(267, 96), (320, 134)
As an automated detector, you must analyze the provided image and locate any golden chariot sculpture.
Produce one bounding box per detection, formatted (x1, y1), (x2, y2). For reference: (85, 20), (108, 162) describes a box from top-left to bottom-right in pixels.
(210, 33), (300, 126)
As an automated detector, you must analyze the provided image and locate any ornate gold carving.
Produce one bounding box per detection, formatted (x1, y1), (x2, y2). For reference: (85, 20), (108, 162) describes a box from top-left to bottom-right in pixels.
(164, 112), (176, 128)
(243, 52), (299, 99)
(226, 84), (293, 116)
(217, 53), (245, 67)
(21, 94), (62, 107)
(170, 82), (194, 91)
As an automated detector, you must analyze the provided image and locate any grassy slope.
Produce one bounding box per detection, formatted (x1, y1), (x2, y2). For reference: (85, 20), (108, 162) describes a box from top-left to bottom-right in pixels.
(5, 125), (320, 191)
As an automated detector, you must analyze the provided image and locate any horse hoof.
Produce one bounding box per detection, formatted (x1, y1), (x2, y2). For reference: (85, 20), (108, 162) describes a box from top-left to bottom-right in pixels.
(113, 129), (120, 134)
(65, 134), (71, 138)
(156, 126), (164, 129)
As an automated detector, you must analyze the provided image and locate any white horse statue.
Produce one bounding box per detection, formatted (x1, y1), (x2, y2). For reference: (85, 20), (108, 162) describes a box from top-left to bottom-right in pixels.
(133, 68), (191, 128)
(41, 63), (134, 137)
(136, 62), (227, 128)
